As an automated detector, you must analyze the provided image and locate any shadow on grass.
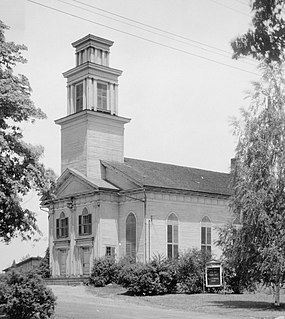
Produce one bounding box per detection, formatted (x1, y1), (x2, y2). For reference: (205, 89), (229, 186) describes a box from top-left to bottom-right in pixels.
(211, 300), (285, 312)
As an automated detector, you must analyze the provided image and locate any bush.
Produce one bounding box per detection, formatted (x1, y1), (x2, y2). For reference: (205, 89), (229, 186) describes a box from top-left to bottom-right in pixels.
(118, 255), (177, 296)
(0, 270), (56, 319)
(177, 249), (210, 294)
(34, 248), (51, 279)
(88, 256), (118, 287)
(222, 264), (244, 294)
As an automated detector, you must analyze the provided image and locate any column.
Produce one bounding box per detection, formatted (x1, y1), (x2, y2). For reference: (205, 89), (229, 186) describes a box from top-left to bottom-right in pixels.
(107, 83), (111, 112)
(110, 84), (115, 114)
(76, 53), (79, 66)
(70, 85), (75, 114)
(83, 79), (86, 109)
(67, 85), (71, 115)
(94, 49), (98, 64)
(114, 84), (118, 115)
(91, 48), (95, 63)
(94, 80), (97, 110)
(87, 78), (93, 110)
(88, 49), (90, 62)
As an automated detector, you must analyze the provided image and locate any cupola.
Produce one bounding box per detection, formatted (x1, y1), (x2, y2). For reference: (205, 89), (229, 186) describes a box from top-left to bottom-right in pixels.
(63, 34), (122, 116)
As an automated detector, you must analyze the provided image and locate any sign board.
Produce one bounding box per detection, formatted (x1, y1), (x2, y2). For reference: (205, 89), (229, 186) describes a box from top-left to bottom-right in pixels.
(205, 264), (223, 288)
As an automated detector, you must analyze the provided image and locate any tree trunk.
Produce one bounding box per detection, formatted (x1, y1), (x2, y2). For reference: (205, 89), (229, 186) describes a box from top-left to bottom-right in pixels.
(274, 282), (281, 307)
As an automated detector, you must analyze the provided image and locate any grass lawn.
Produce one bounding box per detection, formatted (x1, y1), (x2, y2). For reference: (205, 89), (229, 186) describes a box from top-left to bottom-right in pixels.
(85, 284), (285, 319)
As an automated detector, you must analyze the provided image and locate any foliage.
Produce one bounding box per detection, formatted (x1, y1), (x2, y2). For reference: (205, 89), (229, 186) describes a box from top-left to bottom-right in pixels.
(35, 247), (51, 279)
(218, 62), (285, 304)
(231, 0), (285, 63)
(88, 256), (118, 287)
(118, 255), (178, 296)
(0, 20), (56, 242)
(0, 270), (56, 319)
(176, 249), (210, 294)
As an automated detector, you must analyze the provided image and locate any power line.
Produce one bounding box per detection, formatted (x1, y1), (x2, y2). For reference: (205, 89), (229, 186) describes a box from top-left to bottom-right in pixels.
(70, 0), (232, 56)
(233, 0), (249, 7)
(55, 0), (237, 62)
(208, 0), (250, 17)
(56, 0), (255, 67)
(27, 0), (259, 76)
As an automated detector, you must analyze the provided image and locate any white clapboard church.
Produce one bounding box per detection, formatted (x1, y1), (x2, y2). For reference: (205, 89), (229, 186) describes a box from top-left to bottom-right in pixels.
(44, 34), (233, 277)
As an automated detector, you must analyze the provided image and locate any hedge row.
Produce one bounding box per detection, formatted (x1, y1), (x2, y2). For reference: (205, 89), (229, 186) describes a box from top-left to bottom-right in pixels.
(88, 249), (209, 295)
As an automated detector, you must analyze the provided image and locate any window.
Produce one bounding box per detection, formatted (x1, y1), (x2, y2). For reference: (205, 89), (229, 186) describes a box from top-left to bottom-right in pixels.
(56, 212), (69, 238)
(201, 216), (211, 253)
(79, 208), (92, 235)
(97, 82), (108, 110)
(105, 246), (115, 257)
(167, 213), (178, 259)
(75, 82), (83, 112)
(126, 213), (136, 258)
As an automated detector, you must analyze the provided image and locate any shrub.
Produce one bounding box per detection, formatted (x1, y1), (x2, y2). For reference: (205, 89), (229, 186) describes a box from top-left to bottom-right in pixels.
(88, 256), (118, 287)
(222, 264), (244, 294)
(0, 270), (56, 319)
(118, 255), (177, 296)
(34, 248), (51, 279)
(177, 249), (210, 294)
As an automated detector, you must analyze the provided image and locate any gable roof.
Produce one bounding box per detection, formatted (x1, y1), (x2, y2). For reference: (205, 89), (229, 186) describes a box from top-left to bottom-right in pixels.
(57, 167), (118, 191)
(102, 158), (232, 196)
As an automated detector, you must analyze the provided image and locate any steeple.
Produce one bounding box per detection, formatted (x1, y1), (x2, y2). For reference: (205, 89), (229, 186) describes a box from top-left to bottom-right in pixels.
(55, 35), (130, 180)
(63, 34), (122, 115)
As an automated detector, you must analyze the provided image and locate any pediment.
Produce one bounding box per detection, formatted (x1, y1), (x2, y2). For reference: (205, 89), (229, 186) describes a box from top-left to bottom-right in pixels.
(55, 169), (98, 199)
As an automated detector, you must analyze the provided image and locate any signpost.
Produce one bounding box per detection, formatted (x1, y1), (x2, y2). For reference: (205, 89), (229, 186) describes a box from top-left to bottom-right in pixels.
(205, 260), (223, 288)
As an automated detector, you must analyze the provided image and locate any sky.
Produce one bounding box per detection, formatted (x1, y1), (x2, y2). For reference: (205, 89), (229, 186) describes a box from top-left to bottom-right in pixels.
(0, 0), (258, 271)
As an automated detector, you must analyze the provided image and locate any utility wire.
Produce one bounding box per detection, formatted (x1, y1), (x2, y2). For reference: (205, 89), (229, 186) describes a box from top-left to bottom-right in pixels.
(208, 0), (250, 17)
(27, 0), (259, 76)
(234, 0), (249, 7)
(56, 0), (234, 62)
(56, 0), (255, 66)
(71, 0), (231, 56)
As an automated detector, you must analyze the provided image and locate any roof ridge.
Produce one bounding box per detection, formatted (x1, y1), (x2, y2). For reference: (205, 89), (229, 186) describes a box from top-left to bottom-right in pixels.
(124, 157), (230, 175)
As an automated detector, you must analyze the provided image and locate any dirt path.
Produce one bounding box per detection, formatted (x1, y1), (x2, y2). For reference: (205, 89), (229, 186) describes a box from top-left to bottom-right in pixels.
(50, 285), (241, 319)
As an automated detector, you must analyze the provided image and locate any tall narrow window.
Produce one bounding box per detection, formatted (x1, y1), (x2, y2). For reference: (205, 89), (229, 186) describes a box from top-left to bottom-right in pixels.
(126, 213), (136, 258)
(75, 82), (83, 112)
(79, 208), (92, 235)
(97, 82), (108, 111)
(167, 213), (178, 259)
(56, 212), (69, 239)
(201, 216), (211, 253)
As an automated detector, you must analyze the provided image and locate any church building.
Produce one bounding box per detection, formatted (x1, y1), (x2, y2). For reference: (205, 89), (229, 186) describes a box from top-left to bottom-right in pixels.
(44, 34), (233, 277)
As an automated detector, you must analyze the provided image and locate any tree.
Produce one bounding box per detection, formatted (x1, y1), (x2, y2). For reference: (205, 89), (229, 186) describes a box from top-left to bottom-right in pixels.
(218, 1), (285, 306)
(0, 21), (55, 242)
(36, 247), (51, 279)
(231, 0), (285, 63)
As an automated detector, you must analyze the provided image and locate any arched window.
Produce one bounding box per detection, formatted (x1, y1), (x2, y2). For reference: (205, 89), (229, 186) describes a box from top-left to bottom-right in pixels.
(201, 216), (211, 253)
(126, 213), (136, 258)
(79, 208), (92, 235)
(167, 213), (178, 259)
(56, 212), (69, 238)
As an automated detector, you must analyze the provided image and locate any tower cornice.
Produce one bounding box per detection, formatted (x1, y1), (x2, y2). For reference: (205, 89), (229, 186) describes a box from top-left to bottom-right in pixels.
(63, 61), (122, 80)
(55, 109), (130, 126)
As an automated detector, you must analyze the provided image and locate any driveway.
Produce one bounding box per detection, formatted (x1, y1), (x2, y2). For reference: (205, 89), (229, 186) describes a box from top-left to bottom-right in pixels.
(50, 285), (241, 319)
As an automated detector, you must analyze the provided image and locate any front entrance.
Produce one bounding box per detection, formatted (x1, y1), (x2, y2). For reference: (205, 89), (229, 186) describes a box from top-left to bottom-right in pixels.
(59, 249), (67, 276)
(82, 247), (91, 275)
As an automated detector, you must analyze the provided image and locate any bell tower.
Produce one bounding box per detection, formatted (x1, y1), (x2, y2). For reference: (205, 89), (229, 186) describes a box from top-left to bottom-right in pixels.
(55, 34), (130, 180)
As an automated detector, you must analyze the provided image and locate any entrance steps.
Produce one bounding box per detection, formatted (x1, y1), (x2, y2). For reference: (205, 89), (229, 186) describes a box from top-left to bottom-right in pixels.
(45, 276), (88, 286)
